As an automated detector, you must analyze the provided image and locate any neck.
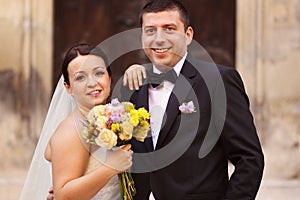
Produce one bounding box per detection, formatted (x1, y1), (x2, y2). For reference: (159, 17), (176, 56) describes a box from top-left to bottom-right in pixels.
(75, 106), (90, 119)
(154, 64), (174, 73)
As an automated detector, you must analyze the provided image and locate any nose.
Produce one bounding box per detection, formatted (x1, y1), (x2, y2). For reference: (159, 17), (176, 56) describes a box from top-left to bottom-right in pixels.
(154, 29), (165, 44)
(87, 75), (97, 87)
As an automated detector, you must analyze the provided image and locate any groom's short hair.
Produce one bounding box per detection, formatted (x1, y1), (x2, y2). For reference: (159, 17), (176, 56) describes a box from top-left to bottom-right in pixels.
(139, 0), (191, 30)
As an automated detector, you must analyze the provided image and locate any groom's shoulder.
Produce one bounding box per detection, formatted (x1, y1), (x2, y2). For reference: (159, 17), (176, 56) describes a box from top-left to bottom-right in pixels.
(187, 55), (236, 76)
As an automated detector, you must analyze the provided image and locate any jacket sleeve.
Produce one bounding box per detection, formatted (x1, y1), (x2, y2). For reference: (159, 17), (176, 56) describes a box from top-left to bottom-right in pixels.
(218, 68), (264, 200)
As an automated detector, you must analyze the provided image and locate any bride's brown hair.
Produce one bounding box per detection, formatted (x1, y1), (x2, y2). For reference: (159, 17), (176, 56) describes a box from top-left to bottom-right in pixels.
(62, 43), (111, 85)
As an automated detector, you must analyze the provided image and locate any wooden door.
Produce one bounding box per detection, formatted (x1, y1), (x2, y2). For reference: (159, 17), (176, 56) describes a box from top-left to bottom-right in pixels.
(53, 0), (235, 87)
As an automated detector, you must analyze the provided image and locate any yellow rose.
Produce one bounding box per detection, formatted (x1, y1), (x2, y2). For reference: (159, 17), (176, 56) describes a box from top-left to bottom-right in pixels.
(95, 128), (117, 149)
(119, 121), (134, 141)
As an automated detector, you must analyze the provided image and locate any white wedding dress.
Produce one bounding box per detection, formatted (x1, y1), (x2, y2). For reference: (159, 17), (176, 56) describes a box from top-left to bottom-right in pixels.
(85, 155), (120, 200)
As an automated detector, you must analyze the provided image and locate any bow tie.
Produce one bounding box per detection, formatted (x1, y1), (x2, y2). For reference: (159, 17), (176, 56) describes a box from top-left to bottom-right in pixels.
(148, 69), (177, 88)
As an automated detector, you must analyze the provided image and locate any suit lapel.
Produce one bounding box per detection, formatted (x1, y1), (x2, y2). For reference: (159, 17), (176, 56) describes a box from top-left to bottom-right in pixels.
(155, 58), (197, 149)
(134, 84), (154, 152)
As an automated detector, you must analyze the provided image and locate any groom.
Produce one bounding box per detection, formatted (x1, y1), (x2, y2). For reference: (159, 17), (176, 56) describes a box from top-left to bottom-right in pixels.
(119, 0), (264, 200)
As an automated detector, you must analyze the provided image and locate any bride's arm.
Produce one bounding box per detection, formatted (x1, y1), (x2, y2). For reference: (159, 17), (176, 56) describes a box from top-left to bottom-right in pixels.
(49, 116), (131, 200)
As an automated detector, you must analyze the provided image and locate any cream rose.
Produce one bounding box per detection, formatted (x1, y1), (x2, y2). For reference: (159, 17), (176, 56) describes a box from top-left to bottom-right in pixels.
(95, 128), (117, 149)
(133, 126), (150, 142)
(119, 121), (134, 141)
(93, 105), (106, 116)
(96, 116), (109, 129)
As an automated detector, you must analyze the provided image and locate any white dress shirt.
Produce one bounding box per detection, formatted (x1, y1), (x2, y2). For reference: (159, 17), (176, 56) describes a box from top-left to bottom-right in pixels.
(148, 53), (187, 149)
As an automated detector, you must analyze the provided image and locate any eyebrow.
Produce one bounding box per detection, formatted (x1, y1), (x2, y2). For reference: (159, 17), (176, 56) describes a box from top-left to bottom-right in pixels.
(73, 66), (106, 75)
(144, 23), (177, 28)
(163, 23), (177, 27)
(93, 66), (106, 70)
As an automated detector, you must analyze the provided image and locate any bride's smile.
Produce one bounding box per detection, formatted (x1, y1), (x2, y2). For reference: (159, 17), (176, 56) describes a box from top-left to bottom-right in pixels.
(64, 54), (111, 110)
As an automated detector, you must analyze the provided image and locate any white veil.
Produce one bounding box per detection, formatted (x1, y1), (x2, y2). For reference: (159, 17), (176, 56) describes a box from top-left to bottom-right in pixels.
(20, 76), (75, 200)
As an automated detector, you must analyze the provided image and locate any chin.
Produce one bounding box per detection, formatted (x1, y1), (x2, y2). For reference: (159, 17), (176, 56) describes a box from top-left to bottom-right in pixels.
(152, 59), (170, 67)
(90, 99), (105, 106)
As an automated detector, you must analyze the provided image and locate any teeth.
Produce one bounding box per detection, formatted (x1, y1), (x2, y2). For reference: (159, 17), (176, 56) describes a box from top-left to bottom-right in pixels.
(89, 90), (100, 95)
(154, 48), (168, 53)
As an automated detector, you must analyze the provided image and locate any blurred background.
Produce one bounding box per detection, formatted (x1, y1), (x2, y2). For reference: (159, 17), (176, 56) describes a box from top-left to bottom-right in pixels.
(0, 0), (299, 199)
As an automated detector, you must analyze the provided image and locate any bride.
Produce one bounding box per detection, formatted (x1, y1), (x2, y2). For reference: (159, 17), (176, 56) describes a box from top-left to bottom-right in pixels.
(20, 43), (133, 200)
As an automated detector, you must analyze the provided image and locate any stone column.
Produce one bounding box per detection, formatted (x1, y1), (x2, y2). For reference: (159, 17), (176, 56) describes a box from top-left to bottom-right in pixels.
(0, 0), (53, 169)
(236, 0), (267, 141)
(236, 0), (300, 179)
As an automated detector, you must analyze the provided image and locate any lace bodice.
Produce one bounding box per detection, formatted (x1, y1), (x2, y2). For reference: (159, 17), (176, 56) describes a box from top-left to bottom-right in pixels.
(85, 155), (120, 200)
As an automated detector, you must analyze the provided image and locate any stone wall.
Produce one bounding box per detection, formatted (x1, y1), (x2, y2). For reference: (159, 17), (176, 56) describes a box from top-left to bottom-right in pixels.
(0, 0), (53, 169)
(237, 0), (300, 179)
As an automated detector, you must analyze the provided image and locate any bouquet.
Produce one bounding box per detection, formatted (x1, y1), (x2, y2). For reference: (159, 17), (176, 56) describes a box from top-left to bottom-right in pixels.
(82, 98), (150, 200)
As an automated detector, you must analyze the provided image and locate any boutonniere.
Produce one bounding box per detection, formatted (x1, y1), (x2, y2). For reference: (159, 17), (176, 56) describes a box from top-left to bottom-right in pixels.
(179, 101), (196, 114)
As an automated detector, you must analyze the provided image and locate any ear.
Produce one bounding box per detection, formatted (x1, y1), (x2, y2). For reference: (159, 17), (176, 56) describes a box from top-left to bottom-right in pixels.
(64, 82), (72, 94)
(185, 26), (194, 46)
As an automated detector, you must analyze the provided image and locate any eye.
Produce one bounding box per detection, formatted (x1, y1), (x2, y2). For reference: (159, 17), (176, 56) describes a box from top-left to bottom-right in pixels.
(95, 70), (105, 76)
(144, 27), (155, 35)
(75, 75), (85, 81)
(166, 27), (175, 32)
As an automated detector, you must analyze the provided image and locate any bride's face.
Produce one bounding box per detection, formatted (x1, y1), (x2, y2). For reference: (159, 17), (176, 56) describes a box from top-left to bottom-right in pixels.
(64, 54), (111, 110)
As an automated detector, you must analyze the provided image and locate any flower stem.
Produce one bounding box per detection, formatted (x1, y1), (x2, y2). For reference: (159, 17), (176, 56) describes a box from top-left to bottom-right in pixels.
(118, 172), (136, 200)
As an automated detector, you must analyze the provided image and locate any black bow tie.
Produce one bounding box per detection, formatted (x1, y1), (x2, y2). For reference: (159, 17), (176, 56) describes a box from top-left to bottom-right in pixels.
(148, 69), (177, 88)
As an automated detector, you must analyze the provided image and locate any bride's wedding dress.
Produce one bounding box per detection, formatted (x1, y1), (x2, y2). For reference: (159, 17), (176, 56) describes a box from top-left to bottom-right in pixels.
(20, 77), (121, 200)
(85, 155), (120, 200)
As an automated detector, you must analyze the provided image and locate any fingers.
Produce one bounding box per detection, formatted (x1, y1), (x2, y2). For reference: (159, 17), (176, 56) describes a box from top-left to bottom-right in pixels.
(105, 148), (133, 172)
(126, 149), (133, 169)
(121, 144), (132, 151)
(119, 145), (133, 170)
(46, 187), (55, 200)
(137, 67), (147, 89)
(124, 71), (134, 90)
(123, 73), (128, 86)
(48, 187), (54, 193)
(133, 72), (140, 90)
(123, 64), (147, 90)
(47, 195), (55, 200)
(142, 67), (147, 79)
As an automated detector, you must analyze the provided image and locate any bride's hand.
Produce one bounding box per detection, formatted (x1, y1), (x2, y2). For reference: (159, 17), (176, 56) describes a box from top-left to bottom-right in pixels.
(123, 64), (147, 90)
(104, 144), (133, 173)
(46, 187), (55, 200)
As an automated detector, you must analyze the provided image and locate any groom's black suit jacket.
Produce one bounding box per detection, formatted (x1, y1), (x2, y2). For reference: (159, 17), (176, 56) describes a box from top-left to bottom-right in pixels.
(115, 54), (264, 200)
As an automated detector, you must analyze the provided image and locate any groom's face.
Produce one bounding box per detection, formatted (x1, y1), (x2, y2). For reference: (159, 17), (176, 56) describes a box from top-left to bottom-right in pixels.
(141, 10), (193, 68)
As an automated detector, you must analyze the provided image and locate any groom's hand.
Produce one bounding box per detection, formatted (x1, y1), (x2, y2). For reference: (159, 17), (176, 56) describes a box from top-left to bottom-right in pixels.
(46, 187), (55, 200)
(123, 64), (147, 90)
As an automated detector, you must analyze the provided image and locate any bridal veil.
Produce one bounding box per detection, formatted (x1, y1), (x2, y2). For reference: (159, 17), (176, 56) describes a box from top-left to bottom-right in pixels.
(20, 76), (75, 199)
